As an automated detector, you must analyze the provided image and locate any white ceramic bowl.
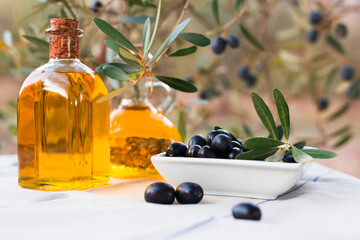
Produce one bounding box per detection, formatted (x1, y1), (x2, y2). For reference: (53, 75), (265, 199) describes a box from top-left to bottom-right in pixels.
(151, 153), (306, 199)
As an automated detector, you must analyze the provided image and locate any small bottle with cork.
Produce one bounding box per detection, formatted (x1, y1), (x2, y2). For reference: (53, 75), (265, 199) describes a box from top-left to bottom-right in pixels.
(17, 18), (110, 190)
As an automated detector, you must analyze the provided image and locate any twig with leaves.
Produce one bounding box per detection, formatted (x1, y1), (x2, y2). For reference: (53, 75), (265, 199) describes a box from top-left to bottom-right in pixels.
(235, 88), (337, 163)
(94, 0), (212, 103)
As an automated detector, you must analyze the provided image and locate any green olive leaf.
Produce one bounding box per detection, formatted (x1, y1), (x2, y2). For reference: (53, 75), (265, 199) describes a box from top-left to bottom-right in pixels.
(265, 149), (286, 162)
(180, 33), (210, 47)
(102, 64), (132, 81)
(291, 145), (313, 163)
(293, 141), (306, 149)
(168, 46), (197, 57)
(273, 88), (290, 140)
(326, 35), (345, 54)
(155, 75), (197, 93)
(236, 147), (279, 160)
(300, 149), (337, 159)
(144, 0), (161, 54)
(177, 109), (187, 142)
(23, 35), (49, 49)
(240, 24), (264, 51)
(93, 17), (138, 53)
(243, 137), (284, 150)
(212, 0), (220, 26)
(251, 92), (278, 139)
(119, 16), (155, 24)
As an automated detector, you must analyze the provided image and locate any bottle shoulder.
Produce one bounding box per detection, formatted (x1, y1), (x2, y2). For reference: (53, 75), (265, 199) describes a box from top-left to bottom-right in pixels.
(19, 60), (107, 99)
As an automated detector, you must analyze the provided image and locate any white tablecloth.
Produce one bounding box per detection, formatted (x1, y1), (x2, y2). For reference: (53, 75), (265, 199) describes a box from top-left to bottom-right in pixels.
(0, 155), (359, 240)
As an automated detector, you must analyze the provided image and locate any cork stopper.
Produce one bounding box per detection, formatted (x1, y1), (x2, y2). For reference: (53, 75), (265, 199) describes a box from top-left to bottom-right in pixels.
(46, 18), (83, 59)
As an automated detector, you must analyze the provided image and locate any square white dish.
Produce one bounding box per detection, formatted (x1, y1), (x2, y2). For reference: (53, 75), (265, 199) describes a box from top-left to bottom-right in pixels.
(151, 153), (306, 199)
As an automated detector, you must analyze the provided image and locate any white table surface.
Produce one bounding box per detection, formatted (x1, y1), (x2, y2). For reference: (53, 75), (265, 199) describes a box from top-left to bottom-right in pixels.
(0, 154), (360, 240)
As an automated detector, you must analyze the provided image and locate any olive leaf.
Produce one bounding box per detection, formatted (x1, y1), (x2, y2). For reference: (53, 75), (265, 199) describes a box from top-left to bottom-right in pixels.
(329, 125), (351, 137)
(93, 17), (138, 53)
(327, 102), (350, 122)
(326, 35), (345, 54)
(291, 145), (313, 163)
(102, 64), (132, 81)
(96, 62), (140, 75)
(97, 85), (133, 103)
(273, 88), (290, 140)
(334, 134), (352, 148)
(251, 92), (278, 139)
(61, 0), (76, 19)
(240, 24), (264, 51)
(149, 38), (170, 64)
(144, 0), (161, 54)
(119, 16), (155, 24)
(235, 0), (244, 11)
(104, 40), (125, 53)
(178, 109), (187, 142)
(148, 18), (191, 63)
(268, 125), (283, 140)
(212, 0), (220, 26)
(265, 149), (286, 162)
(168, 46), (197, 57)
(243, 137), (284, 150)
(301, 149), (337, 159)
(293, 141), (306, 149)
(142, 17), (151, 54)
(180, 33), (210, 47)
(155, 75), (197, 93)
(23, 35), (49, 49)
(127, 0), (156, 8)
(60, 8), (68, 18)
(119, 48), (141, 62)
(236, 147), (279, 160)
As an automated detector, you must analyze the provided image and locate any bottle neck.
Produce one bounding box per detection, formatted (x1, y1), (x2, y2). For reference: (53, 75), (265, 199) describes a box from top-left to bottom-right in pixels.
(49, 35), (79, 59)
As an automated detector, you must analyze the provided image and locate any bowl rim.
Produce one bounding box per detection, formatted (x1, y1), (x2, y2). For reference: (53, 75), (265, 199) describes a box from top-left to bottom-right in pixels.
(151, 153), (303, 170)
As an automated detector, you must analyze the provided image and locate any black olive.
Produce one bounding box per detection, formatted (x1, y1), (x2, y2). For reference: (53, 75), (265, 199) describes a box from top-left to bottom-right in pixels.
(308, 11), (323, 25)
(307, 29), (319, 43)
(341, 65), (355, 81)
(207, 130), (231, 145)
(231, 141), (243, 150)
(211, 36), (227, 54)
(210, 134), (232, 153)
(317, 97), (329, 111)
(186, 145), (201, 157)
(166, 142), (188, 157)
(226, 34), (240, 48)
(90, 1), (103, 13)
(197, 145), (217, 158)
(188, 134), (207, 147)
(232, 203), (262, 220)
(227, 147), (242, 159)
(283, 154), (297, 163)
(145, 182), (175, 204)
(175, 182), (204, 204)
(237, 65), (250, 79)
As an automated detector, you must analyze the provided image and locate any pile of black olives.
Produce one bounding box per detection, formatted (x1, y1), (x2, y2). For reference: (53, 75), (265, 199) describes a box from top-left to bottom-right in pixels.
(145, 182), (203, 205)
(166, 129), (249, 159)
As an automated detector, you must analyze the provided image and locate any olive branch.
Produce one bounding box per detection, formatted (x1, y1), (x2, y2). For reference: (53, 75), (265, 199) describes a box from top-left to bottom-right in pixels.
(234, 88), (337, 163)
(93, 0), (211, 103)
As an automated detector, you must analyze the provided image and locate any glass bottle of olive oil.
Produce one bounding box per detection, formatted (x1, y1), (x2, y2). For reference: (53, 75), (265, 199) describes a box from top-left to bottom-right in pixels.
(17, 18), (110, 190)
(110, 78), (182, 178)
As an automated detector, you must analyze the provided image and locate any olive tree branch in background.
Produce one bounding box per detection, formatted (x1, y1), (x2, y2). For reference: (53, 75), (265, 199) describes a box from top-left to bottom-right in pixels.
(206, 0), (253, 36)
(188, 4), (215, 30)
(257, 0), (273, 105)
(150, 0), (191, 69)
